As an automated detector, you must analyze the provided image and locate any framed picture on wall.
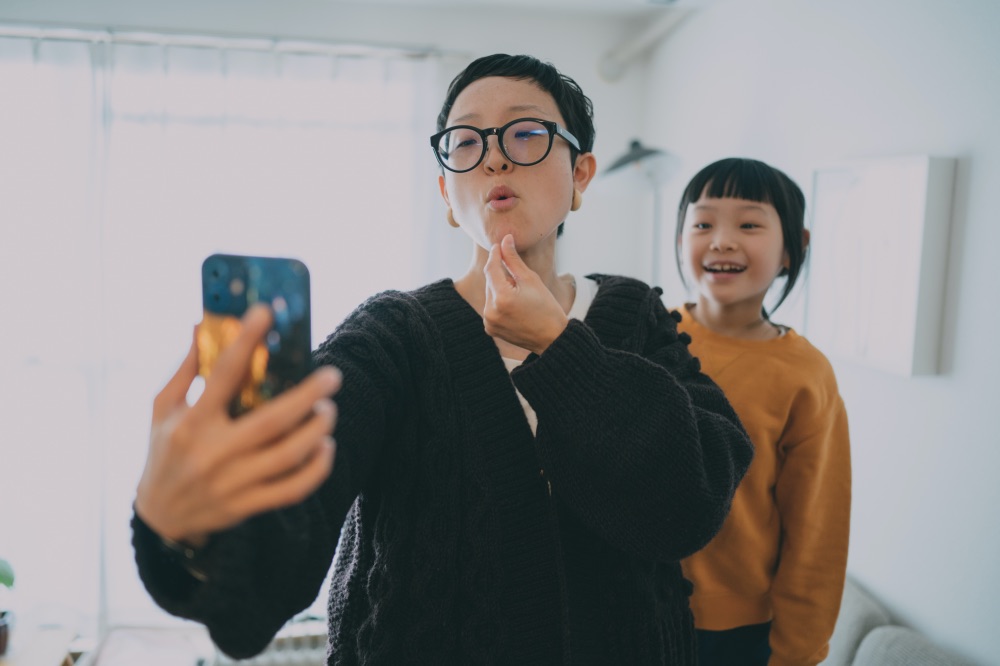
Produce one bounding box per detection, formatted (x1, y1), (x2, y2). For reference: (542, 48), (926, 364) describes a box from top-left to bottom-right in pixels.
(803, 155), (956, 377)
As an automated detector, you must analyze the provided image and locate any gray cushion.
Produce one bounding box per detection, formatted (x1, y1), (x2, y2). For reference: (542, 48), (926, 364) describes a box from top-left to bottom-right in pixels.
(853, 626), (978, 666)
(820, 577), (891, 666)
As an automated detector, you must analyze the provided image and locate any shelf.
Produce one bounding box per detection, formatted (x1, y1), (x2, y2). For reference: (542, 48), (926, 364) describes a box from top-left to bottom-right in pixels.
(0, 625), (75, 666)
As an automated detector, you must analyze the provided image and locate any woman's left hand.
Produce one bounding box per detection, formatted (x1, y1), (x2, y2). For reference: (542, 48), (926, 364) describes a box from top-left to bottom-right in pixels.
(483, 234), (569, 355)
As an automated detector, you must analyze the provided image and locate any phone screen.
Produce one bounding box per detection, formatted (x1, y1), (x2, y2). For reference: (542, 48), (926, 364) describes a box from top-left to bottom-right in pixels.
(197, 253), (312, 417)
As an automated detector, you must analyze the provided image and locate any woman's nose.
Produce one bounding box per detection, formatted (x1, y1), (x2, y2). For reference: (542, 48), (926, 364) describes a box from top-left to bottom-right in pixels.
(482, 136), (511, 172)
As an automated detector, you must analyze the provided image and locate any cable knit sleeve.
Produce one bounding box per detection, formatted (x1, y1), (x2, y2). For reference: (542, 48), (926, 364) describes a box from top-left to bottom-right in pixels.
(132, 291), (423, 659)
(511, 283), (753, 563)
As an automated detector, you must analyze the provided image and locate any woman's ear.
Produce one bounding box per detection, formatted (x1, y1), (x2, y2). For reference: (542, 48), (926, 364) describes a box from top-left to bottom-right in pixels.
(802, 228), (811, 251)
(438, 173), (451, 207)
(573, 152), (597, 194)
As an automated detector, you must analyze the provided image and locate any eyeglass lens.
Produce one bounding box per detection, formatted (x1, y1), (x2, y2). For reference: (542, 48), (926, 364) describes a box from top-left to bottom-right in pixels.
(438, 120), (551, 171)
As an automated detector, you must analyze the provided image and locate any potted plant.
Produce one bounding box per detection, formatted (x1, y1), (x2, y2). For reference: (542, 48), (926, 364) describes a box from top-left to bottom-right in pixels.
(0, 557), (13, 656)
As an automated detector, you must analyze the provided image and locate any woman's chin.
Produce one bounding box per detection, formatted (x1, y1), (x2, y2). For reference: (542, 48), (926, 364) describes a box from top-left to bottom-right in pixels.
(479, 229), (514, 250)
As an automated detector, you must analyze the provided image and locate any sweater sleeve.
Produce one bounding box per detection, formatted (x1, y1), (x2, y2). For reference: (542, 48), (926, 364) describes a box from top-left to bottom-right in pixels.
(132, 292), (420, 658)
(131, 502), (340, 658)
(768, 359), (851, 666)
(511, 301), (753, 563)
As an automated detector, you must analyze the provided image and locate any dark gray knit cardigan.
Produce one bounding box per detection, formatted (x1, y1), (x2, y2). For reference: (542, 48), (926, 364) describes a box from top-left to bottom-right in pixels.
(133, 275), (752, 665)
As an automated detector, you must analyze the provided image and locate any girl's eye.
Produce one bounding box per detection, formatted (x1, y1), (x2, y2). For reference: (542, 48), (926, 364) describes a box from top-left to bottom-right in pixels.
(693, 222), (711, 230)
(740, 222), (759, 229)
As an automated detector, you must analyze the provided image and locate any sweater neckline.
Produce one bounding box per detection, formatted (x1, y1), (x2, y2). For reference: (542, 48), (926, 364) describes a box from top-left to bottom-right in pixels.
(680, 303), (799, 348)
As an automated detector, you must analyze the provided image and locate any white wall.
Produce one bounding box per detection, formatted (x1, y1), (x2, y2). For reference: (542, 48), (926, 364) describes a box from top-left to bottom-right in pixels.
(644, 1), (1000, 663)
(0, 0), (654, 282)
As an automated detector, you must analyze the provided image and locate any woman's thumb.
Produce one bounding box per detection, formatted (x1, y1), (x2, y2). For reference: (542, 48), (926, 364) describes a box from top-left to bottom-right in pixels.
(499, 234), (525, 278)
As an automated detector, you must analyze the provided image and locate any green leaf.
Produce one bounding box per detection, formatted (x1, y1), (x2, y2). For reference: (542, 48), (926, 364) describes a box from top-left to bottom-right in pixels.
(0, 559), (13, 589)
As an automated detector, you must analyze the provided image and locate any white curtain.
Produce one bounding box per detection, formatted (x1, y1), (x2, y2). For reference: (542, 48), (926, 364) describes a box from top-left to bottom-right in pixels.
(0, 28), (451, 639)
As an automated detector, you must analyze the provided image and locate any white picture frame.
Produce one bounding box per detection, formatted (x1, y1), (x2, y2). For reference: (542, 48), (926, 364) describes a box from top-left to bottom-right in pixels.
(804, 155), (956, 377)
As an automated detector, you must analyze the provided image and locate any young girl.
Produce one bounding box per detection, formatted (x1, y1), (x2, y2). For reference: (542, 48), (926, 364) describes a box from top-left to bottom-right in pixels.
(673, 158), (851, 666)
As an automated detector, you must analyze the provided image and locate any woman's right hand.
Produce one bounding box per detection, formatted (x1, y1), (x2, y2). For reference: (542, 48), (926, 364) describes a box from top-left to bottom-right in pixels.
(483, 234), (569, 355)
(134, 305), (341, 549)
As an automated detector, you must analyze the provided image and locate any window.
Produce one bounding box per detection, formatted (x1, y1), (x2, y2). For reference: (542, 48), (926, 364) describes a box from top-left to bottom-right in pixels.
(0, 27), (449, 638)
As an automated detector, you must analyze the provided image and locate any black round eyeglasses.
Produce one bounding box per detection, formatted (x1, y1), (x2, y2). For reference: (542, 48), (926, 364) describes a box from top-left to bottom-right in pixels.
(430, 117), (581, 173)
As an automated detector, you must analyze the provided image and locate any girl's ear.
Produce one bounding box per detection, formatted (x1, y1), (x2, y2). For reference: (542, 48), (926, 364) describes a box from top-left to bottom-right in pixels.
(779, 228), (809, 277)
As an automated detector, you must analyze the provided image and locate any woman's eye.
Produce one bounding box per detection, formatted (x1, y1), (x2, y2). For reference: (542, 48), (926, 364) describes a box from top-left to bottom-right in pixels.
(513, 129), (546, 141)
(693, 222), (711, 230)
(454, 138), (480, 151)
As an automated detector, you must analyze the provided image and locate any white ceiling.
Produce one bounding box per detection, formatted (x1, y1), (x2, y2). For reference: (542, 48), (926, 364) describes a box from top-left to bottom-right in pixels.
(326, 0), (659, 6)
(0, 0), (711, 59)
(318, 0), (701, 15)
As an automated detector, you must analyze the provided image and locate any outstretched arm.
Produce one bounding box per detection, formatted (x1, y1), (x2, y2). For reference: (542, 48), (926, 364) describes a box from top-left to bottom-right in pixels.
(132, 305), (341, 657)
(135, 305), (340, 548)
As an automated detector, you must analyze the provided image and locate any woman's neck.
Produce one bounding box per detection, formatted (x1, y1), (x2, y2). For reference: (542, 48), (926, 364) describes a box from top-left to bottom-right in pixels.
(455, 242), (574, 315)
(688, 297), (780, 340)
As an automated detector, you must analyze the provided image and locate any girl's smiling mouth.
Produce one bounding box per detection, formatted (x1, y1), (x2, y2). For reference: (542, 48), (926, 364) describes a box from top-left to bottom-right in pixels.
(704, 262), (747, 273)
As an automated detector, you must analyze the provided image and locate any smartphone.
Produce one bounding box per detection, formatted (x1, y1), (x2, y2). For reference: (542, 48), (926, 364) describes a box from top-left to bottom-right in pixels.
(197, 253), (312, 417)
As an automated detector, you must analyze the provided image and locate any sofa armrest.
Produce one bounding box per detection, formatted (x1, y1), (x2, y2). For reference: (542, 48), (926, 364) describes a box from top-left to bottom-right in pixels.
(820, 576), (892, 666)
(854, 626), (978, 666)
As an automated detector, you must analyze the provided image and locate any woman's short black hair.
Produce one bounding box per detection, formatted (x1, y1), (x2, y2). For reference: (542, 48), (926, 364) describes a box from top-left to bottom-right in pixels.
(437, 53), (595, 164)
(675, 157), (807, 316)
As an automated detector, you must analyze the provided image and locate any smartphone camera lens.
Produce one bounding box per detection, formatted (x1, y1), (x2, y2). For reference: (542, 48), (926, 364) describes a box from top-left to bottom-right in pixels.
(202, 255), (249, 315)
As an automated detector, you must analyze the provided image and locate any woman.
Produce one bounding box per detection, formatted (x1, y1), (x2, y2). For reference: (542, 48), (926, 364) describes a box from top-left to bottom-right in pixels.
(132, 53), (753, 665)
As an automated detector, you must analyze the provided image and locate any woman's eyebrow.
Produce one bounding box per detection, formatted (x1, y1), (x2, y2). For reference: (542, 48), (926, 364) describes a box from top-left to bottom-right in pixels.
(450, 104), (549, 125)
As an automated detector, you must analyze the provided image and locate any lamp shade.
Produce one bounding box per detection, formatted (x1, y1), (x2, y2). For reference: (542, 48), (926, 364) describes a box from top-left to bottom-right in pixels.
(604, 139), (667, 174)
(603, 139), (678, 186)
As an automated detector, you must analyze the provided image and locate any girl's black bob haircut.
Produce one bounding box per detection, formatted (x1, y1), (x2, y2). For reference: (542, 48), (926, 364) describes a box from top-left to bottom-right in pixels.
(436, 54), (595, 238)
(675, 157), (807, 316)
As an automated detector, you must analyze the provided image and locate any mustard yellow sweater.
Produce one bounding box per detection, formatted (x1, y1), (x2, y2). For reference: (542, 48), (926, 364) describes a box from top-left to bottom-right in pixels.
(677, 305), (851, 666)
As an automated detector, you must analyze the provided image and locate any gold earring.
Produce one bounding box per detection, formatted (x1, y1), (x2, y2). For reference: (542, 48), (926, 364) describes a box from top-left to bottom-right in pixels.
(447, 209), (460, 228)
(571, 189), (582, 212)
